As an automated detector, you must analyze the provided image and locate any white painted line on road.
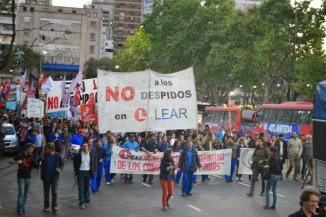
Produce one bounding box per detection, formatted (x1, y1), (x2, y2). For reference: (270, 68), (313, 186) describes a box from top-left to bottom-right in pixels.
(212, 175), (223, 179)
(142, 183), (151, 188)
(269, 192), (286, 198)
(187, 205), (203, 212)
(238, 182), (251, 187)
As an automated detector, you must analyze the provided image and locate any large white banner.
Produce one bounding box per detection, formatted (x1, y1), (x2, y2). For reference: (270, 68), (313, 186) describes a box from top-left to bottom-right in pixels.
(27, 98), (44, 118)
(238, 148), (255, 175)
(110, 145), (231, 175)
(46, 79), (98, 114)
(97, 68), (197, 133)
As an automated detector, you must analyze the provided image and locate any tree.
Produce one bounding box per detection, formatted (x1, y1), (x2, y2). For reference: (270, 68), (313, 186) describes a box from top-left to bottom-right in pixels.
(84, 58), (114, 78)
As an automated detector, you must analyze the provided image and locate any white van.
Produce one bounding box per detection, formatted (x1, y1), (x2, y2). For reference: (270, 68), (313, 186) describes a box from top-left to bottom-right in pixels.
(1, 123), (19, 153)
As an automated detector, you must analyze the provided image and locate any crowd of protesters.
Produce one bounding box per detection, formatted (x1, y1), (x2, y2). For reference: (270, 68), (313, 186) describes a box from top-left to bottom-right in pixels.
(0, 112), (320, 215)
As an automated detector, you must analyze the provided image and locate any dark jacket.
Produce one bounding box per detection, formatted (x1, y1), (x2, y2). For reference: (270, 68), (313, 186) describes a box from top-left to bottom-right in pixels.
(252, 147), (269, 169)
(268, 155), (282, 175)
(73, 150), (97, 174)
(275, 140), (288, 160)
(40, 152), (64, 181)
(178, 149), (201, 172)
(288, 208), (317, 217)
(160, 158), (175, 181)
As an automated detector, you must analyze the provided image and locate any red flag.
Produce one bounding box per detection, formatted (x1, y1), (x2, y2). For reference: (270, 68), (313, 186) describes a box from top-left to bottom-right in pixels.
(81, 93), (96, 123)
(4, 81), (11, 100)
(74, 86), (81, 106)
(39, 71), (46, 84)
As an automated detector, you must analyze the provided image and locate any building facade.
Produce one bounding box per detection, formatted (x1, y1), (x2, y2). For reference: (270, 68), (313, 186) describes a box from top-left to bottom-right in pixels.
(235, 0), (262, 11)
(15, 4), (102, 79)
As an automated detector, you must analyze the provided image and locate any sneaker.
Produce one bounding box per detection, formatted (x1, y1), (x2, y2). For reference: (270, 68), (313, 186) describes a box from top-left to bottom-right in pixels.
(186, 192), (192, 196)
(163, 207), (168, 211)
(43, 207), (51, 212)
(263, 205), (269, 209)
(53, 206), (58, 211)
(238, 178), (244, 181)
(246, 193), (253, 197)
(182, 193), (187, 197)
(79, 204), (85, 209)
(270, 206), (276, 210)
(106, 182), (111, 185)
(260, 192), (264, 196)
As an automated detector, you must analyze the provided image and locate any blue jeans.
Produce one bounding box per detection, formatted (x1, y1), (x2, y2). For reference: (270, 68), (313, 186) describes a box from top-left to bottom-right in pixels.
(90, 172), (97, 191)
(77, 171), (91, 204)
(265, 174), (281, 207)
(182, 171), (194, 194)
(174, 171), (182, 184)
(225, 159), (237, 181)
(17, 178), (31, 214)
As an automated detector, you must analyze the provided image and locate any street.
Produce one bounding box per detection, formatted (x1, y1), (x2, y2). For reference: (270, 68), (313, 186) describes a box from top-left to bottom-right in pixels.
(0, 157), (304, 217)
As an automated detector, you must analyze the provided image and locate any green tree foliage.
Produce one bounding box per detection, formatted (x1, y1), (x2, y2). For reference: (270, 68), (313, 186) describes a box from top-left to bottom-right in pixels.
(115, 0), (326, 104)
(84, 58), (114, 78)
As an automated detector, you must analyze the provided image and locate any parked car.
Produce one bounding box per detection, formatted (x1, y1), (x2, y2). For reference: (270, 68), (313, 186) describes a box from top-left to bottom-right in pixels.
(1, 123), (19, 153)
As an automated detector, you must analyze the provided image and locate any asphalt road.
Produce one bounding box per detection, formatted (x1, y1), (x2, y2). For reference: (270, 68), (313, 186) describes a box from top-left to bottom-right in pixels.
(0, 157), (305, 217)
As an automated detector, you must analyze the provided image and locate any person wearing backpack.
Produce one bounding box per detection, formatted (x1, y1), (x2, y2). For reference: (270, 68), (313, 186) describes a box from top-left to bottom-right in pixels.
(263, 146), (282, 210)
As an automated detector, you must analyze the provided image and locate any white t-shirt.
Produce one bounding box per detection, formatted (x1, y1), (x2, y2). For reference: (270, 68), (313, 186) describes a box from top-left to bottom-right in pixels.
(80, 152), (90, 171)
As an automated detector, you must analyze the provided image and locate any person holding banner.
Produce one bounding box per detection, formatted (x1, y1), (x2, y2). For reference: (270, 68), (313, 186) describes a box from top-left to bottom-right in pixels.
(122, 134), (140, 184)
(160, 148), (175, 211)
(178, 141), (201, 197)
(201, 132), (220, 182)
(141, 133), (158, 185)
(224, 136), (238, 182)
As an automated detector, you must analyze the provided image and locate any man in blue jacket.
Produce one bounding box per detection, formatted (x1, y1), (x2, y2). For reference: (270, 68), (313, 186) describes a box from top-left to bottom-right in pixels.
(122, 134), (139, 184)
(41, 143), (64, 213)
(178, 141), (201, 196)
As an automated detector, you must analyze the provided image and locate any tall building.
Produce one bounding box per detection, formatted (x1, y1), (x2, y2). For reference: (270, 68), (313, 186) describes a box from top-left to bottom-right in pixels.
(235, 0), (262, 11)
(24, 0), (52, 5)
(113, 0), (142, 53)
(15, 4), (102, 79)
(91, 0), (115, 59)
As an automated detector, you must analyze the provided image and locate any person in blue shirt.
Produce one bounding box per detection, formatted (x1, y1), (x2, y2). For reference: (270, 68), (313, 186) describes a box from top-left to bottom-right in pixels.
(26, 129), (36, 145)
(141, 133), (159, 185)
(87, 129), (98, 148)
(49, 127), (63, 143)
(178, 141), (201, 196)
(217, 126), (226, 142)
(103, 136), (115, 185)
(40, 143), (64, 213)
(122, 134), (139, 184)
(158, 135), (170, 152)
(69, 129), (85, 155)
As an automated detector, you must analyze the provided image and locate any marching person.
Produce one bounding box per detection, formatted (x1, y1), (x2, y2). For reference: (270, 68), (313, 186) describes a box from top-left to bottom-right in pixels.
(317, 195), (326, 217)
(275, 134), (287, 180)
(9, 143), (35, 215)
(301, 135), (313, 180)
(178, 141), (201, 197)
(160, 148), (175, 211)
(236, 137), (247, 181)
(224, 136), (237, 182)
(246, 137), (269, 197)
(69, 129), (85, 157)
(263, 147), (282, 210)
(141, 133), (159, 185)
(73, 141), (97, 209)
(40, 143), (64, 213)
(201, 132), (220, 182)
(288, 187), (320, 217)
(286, 132), (303, 181)
(122, 134), (140, 184)
(103, 136), (116, 185)
(91, 140), (106, 192)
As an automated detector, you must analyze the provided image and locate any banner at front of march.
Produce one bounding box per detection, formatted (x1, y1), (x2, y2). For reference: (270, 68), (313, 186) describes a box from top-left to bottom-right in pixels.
(110, 145), (232, 175)
(97, 68), (197, 133)
(238, 148), (255, 175)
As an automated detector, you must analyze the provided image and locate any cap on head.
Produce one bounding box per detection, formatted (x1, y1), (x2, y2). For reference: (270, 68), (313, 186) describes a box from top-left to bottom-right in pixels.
(78, 129), (84, 134)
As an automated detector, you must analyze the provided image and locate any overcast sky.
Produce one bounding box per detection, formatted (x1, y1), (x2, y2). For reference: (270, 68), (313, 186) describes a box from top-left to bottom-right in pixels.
(53, 0), (323, 8)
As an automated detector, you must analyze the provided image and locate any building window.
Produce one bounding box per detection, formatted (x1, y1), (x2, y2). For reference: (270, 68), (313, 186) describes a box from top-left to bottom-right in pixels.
(90, 33), (96, 41)
(23, 28), (30, 37)
(90, 21), (97, 27)
(30, 7), (34, 12)
(72, 10), (76, 14)
(89, 45), (95, 54)
(59, 9), (63, 12)
(24, 17), (30, 23)
(64, 57), (71, 64)
(23, 7), (27, 12)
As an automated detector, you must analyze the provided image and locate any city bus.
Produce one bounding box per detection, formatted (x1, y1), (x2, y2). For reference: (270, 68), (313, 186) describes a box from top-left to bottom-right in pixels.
(312, 80), (326, 194)
(253, 102), (313, 140)
(202, 106), (242, 133)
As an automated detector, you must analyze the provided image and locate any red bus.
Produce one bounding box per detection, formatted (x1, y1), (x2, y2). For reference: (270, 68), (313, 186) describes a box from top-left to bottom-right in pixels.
(253, 102), (313, 140)
(202, 107), (242, 133)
